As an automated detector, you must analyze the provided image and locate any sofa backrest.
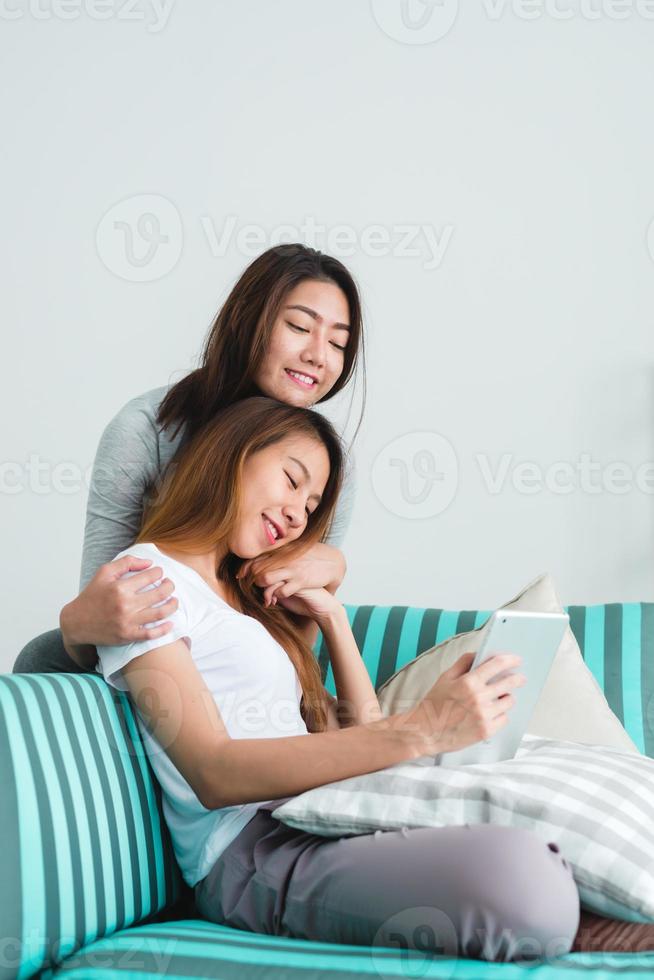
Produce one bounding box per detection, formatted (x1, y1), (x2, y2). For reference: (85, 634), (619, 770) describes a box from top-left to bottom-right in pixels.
(318, 603), (654, 758)
(0, 672), (182, 980)
(3, 601), (653, 978)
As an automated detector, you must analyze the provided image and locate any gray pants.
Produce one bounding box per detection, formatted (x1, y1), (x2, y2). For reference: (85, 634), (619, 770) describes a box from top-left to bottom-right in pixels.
(194, 797), (580, 963)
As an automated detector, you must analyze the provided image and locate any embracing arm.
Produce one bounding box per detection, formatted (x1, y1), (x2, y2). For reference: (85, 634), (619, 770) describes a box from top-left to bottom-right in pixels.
(60, 554), (179, 667)
(79, 393), (162, 592)
(61, 392), (173, 666)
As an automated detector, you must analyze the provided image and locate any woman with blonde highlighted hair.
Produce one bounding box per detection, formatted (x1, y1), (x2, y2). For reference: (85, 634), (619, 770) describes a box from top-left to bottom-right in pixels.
(93, 394), (585, 964)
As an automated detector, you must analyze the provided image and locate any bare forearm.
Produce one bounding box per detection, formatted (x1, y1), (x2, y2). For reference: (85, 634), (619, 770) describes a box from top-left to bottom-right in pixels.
(320, 605), (383, 727)
(208, 711), (429, 809)
(287, 551), (344, 650)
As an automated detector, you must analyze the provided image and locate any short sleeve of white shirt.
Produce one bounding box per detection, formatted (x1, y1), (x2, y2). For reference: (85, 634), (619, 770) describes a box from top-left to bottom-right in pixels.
(96, 548), (192, 692)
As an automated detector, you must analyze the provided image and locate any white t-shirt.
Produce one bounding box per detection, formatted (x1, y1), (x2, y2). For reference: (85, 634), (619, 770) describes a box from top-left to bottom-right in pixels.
(95, 541), (310, 888)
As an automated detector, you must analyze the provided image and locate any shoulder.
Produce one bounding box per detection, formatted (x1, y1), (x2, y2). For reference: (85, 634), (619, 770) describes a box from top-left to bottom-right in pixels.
(108, 542), (169, 585)
(106, 385), (169, 431)
(110, 542), (184, 584)
(94, 386), (174, 464)
(112, 540), (161, 565)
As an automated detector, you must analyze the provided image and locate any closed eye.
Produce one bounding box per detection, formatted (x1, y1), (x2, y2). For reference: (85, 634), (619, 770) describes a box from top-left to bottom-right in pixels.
(286, 322), (346, 352)
(286, 470), (312, 518)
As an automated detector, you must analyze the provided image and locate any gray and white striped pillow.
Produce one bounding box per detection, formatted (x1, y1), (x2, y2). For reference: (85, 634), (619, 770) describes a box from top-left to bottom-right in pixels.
(272, 734), (654, 923)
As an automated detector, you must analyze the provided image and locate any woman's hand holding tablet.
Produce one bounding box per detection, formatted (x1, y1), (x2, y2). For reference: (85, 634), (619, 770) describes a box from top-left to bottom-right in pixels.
(439, 610), (569, 766)
(402, 609), (568, 766)
(403, 648), (527, 760)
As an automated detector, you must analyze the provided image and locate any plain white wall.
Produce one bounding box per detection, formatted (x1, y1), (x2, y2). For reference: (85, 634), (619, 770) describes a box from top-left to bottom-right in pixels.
(3, 0), (654, 672)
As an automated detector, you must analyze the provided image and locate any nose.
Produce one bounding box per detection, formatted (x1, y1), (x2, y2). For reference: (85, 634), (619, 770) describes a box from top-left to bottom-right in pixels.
(282, 502), (304, 534)
(302, 329), (326, 367)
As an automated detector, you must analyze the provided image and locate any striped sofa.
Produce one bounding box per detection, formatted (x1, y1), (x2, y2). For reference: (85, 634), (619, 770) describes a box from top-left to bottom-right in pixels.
(2, 603), (653, 979)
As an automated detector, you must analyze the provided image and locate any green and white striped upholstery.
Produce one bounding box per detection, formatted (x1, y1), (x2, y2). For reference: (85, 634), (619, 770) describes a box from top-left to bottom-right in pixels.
(317, 604), (654, 758)
(38, 916), (654, 979)
(0, 674), (183, 980)
(3, 602), (653, 979)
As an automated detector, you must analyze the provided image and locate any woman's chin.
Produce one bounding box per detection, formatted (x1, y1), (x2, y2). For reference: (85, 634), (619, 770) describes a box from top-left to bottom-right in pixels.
(232, 540), (269, 560)
(276, 378), (318, 406)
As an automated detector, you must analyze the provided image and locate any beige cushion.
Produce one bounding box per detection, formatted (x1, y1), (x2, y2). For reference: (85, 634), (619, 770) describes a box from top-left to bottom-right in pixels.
(376, 572), (639, 754)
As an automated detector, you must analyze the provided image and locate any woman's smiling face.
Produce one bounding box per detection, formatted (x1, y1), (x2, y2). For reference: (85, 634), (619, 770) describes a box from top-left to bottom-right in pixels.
(228, 433), (331, 559)
(252, 279), (351, 406)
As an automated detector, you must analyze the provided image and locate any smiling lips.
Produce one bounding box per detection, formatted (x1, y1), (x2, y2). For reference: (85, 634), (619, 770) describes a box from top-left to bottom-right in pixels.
(262, 514), (282, 545)
(285, 368), (317, 389)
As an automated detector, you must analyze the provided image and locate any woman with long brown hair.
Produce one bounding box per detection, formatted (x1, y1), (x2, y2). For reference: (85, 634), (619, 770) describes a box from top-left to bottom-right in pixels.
(95, 395), (583, 963)
(14, 243), (364, 674)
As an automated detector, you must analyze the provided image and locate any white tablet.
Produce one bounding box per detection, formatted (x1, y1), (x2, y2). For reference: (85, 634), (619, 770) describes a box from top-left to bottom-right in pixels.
(435, 609), (569, 767)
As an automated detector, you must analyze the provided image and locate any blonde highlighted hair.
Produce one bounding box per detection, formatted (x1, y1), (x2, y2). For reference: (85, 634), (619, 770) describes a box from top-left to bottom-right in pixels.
(136, 396), (345, 733)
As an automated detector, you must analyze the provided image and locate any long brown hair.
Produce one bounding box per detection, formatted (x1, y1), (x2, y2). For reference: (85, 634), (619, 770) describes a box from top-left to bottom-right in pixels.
(136, 397), (344, 734)
(156, 243), (366, 445)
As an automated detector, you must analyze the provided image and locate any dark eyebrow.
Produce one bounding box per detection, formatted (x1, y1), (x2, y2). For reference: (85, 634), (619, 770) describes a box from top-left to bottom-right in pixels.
(288, 456), (322, 504)
(285, 304), (350, 333)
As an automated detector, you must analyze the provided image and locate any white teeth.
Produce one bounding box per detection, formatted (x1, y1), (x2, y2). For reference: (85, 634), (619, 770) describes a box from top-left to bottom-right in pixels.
(264, 517), (279, 540)
(287, 369), (315, 385)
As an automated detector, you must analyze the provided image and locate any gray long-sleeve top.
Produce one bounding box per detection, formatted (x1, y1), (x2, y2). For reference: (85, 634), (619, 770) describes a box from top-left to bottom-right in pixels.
(80, 386), (356, 591)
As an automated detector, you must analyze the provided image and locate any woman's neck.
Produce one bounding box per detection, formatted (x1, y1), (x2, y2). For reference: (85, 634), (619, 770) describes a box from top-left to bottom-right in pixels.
(153, 543), (232, 604)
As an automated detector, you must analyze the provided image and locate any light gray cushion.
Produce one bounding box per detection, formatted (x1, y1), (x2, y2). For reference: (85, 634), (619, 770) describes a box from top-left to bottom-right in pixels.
(272, 734), (654, 923)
